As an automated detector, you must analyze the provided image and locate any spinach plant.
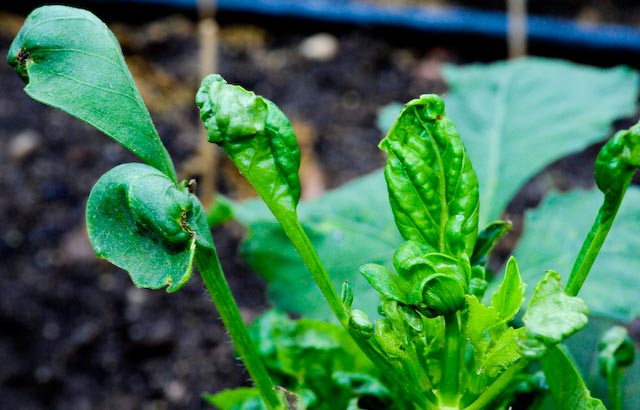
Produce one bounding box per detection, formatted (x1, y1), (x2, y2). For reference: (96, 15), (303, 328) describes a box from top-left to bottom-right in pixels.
(8, 5), (638, 410)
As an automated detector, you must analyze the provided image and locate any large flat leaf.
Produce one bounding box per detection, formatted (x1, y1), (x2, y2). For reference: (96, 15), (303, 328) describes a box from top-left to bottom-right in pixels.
(443, 58), (638, 225)
(514, 188), (640, 322)
(7, 5), (176, 180)
(235, 172), (402, 321)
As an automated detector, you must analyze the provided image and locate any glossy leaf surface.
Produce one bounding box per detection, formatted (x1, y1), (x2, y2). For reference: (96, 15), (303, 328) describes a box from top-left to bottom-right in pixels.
(7, 5), (176, 181)
(380, 94), (479, 258)
(86, 163), (213, 292)
(514, 188), (640, 322)
(196, 74), (301, 214)
(490, 256), (525, 324)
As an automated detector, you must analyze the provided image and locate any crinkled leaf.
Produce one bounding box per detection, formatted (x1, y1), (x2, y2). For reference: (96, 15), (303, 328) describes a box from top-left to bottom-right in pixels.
(235, 172), (402, 320)
(514, 188), (640, 322)
(464, 295), (499, 356)
(86, 163), (213, 292)
(519, 271), (588, 358)
(444, 57), (639, 225)
(594, 124), (640, 200)
(490, 256), (526, 324)
(7, 5), (176, 181)
(379, 94), (479, 258)
(483, 327), (521, 379)
(540, 345), (606, 410)
(196, 74), (301, 214)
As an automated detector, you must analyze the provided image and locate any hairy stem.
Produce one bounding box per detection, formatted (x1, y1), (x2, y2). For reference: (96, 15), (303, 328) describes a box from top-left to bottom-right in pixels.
(440, 312), (462, 408)
(565, 175), (631, 297)
(195, 247), (283, 410)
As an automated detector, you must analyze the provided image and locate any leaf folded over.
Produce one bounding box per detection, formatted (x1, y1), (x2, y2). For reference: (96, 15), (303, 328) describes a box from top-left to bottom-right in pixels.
(379, 94), (479, 258)
(7, 5), (176, 181)
(196, 74), (301, 214)
(86, 163), (213, 292)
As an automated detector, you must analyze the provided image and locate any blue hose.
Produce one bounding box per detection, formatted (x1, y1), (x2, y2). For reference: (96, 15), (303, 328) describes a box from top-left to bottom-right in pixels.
(100, 0), (640, 52)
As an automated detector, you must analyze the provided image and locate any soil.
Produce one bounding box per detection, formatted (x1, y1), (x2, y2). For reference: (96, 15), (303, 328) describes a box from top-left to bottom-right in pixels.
(1, 2), (639, 410)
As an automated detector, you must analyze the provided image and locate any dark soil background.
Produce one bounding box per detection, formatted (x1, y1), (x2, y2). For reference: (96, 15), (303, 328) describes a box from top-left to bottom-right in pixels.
(1, 1), (639, 409)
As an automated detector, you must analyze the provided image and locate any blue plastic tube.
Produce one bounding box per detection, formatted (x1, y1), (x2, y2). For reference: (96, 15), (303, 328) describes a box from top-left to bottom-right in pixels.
(100, 0), (640, 52)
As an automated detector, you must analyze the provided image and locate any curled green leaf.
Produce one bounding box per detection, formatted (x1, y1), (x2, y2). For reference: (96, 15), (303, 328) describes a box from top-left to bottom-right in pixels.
(471, 220), (512, 266)
(379, 94), (479, 258)
(86, 163), (213, 292)
(196, 74), (301, 213)
(595, 124), (640, 201)
(7, 5), (176, 181)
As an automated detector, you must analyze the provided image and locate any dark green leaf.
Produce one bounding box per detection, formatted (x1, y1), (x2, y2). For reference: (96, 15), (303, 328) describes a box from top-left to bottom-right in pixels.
(540, 345), (606, 410)
(514, 188), (640, 322)
(519, 271), (588, 359)
(7, 5), (176, 181)
(196, 74), (301, 215)
(471, 220), (512, 266)
(379, 94), (479, 258)
(86, 163), (213, 292)
(443, 57), (638, 225)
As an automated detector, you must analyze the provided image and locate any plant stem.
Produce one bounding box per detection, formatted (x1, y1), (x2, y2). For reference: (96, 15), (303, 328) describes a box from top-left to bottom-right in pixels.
(463, 359), (529, 410)
(439, 312), (461, 408)
(607, 370), (622, 410)
(565, 178), (630, 297)
(195, 247), (283, 410)
(278, 213), (351, 327)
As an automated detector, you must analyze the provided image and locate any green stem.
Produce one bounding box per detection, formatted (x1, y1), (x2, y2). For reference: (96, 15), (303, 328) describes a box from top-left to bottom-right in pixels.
(565, 177), (631, 297)
(195, 247), (283, 410)
(607, 370), (622, 410)
(278, 213), (350, 327)
(440, 312), (461, 408)
(463, 359), (529, 410)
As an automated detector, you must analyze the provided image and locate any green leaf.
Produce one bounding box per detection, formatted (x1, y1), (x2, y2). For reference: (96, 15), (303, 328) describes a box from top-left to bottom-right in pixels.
(514, 188), (640, 322)
(379, 94), (479, 258)
(7, 5), (176, 181)
(540, 345), (606, 410)
(235, 172), (402, 321)
(203, 388), (266, 410)
(359, 263), (411, 304)
(519, 271), (589, 359)
(196, 74), (301, 215)
(471, 220), (512, 266)
(443, 57), (639, 225)
(490, 256), (526, 324)
(86, 163), (213, 292)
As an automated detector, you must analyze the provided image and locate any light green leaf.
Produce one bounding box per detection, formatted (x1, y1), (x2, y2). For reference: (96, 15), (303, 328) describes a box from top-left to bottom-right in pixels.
(490, 256), (526, 324)
(540, 345), (607, 410)
(359, 263), (410, 304)
(86, 163), (212, 292)
(464, 295), (498, 356)
(443, 57), (639, 225)
(203, 388), (266, 410)
(514, 188), (640, 322)
(235, 172), (402, 321)
(519, 270), (588, 358)
(380, 94), (479, 257)
(7, 5), (176, 181)
(483, 327), (521, 379)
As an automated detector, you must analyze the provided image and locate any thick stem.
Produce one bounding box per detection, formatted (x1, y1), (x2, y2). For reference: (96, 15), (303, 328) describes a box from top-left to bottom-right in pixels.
(565, 178), (630, 297)
(463, 359), (529, 410)
(195, 247), (283, 410)
(439, 312), (462, 408)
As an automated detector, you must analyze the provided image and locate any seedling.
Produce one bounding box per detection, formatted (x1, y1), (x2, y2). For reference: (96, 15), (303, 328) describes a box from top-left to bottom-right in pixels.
(8, 5), (637, 410)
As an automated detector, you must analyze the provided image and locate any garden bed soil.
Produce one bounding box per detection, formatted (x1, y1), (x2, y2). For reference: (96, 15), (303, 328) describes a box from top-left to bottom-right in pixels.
(1, 3), (639, 410)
